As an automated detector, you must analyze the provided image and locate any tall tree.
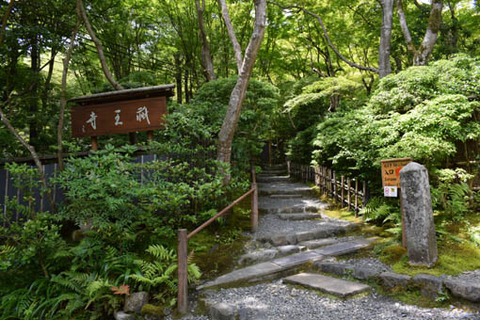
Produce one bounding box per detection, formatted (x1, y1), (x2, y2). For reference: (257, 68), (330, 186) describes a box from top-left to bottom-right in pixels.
(196, 0), (216, 81)
(378, 0), (394, 77)
(217, 0), (267, 176)
(397, 0), (443, 65)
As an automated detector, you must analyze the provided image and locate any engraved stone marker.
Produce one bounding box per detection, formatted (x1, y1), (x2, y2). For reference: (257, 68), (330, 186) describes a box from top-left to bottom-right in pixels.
(399, 162), (438, 267)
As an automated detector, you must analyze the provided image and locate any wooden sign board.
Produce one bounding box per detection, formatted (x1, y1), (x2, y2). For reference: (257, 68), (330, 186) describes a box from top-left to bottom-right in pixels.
(381, 158), (413, 188)
(69, 84), (174, 138)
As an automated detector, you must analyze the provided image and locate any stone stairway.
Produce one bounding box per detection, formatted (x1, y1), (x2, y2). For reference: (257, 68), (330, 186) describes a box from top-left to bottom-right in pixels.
(197, 165), (376, 294)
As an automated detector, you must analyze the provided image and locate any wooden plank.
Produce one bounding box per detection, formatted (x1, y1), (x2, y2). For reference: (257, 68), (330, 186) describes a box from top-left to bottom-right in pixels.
(347, 178), (351, 211)
(355, 179), (359, 217)
(71, 96), (167, 138)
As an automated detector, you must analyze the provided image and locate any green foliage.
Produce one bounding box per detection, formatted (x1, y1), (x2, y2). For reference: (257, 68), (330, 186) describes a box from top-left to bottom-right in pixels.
(431, 168), (474, 221)
(3, 163), (44, 221)
(54, 145), (140, 228)
(131, 244), (201, 306)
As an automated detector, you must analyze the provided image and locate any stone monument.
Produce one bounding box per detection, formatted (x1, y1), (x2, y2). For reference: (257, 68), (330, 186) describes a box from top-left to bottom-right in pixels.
(399, 162), (438, 267)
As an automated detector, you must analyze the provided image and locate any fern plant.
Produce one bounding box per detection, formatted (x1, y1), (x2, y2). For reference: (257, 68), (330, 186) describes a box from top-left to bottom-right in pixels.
(131, 244), (201, 306)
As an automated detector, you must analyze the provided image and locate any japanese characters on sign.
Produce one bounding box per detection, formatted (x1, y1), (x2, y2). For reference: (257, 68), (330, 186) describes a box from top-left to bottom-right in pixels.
(71, 96), (167, 138)
(380, 158), (413, 189)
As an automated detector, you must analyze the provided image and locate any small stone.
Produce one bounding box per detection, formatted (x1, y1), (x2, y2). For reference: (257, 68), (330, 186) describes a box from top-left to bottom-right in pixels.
(379, 272), (412, 290)
(277, 245), (301, 255)
(413, 274), (445, 299)
(114, 311), (136, 320)
(315, 262), (354, 276)
(124, 292), (149, 314)
(445, 279), (480, 302)
(238, 249), (278, 265)
(209, 302), (236, 320)
(353, 266), (382, 280)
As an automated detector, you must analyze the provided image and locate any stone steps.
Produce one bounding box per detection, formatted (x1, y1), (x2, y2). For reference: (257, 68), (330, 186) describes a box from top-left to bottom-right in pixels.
(259, 197), (327, 214)
(257, 175), (291, 183)
(277, 213), (321, 220)
(283, 273), (371, 298)
(197, 237), (375, 290)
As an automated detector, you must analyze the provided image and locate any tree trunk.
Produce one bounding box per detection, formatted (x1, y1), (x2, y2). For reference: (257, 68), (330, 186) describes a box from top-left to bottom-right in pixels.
(378, 0), (394, 78)
(218, 0), (243, 73)
(76, 0), (124, 90)
(29, 34), (40, 150)
(175, 54), (183, 103)
(0, 0), (14, 46)
(0, 106), (55, 212)
(217, 0), (267, 179)
(58, 20), (80, 171)
(196, 0), (216, 81)
(396, 0), (443, 66)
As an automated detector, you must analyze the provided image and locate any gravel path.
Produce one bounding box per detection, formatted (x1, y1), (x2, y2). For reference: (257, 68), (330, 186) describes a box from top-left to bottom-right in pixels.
(193, 281), (479, 320)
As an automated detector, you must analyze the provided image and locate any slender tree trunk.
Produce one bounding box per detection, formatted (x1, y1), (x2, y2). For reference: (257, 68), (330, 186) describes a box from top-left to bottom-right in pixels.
(175, 54), (183, 103)
(0, 106), (55, 212)
(0, 0), (14, 45)
(218, 0), (243, 73)
(58, 20), (80, 171)
(29, 34), (40, 150)
(76, 0), (124, 90)
(196, 0), (216, 81)
(396, 0), (443, 66)
(217, 0), (267, 180)
(378, 0), (394, 78)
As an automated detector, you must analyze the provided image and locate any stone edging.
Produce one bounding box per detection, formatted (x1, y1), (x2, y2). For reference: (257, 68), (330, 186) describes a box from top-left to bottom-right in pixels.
(314, 261), (480, 303)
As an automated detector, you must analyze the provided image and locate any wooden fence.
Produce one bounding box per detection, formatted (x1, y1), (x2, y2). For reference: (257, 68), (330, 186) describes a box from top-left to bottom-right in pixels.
(288, 162), (369, 216)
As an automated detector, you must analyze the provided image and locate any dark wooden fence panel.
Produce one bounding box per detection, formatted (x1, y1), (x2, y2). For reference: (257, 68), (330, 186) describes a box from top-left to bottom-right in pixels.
(0, 155), (159, 224)
(288, 162), (369, 216)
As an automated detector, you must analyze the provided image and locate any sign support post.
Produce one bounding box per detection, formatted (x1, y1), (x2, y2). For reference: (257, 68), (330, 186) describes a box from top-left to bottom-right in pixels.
(380, 158), (412, 248)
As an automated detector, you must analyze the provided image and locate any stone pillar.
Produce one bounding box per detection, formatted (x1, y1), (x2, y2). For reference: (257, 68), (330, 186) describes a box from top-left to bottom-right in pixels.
(399, 162), (438, 267)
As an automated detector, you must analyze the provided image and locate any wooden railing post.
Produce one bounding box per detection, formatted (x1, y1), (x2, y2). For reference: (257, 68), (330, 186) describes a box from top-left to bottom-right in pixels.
(341, 175), (345, 208)
(333, 171), (337, 204)
(251, 183), (258, 232)
(177, 229), (188, 314)
(355, 179), (359, 217)
(347, 178), (352, 211)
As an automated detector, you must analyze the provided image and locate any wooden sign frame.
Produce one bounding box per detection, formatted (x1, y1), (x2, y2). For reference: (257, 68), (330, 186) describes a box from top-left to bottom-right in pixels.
(380, 157), (413, 188)
(69, 85), (174, 148)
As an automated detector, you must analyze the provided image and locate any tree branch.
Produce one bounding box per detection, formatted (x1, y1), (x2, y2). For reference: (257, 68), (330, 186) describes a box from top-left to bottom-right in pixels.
(0, 0), (14, 46)
(76, 0), (123, 90)
(218, 0), (243, 73)
(196, 0), (216, 81)
(58, 20), (81, 171)
(272, 2), (378, 73)
(396, 0), (417, 56)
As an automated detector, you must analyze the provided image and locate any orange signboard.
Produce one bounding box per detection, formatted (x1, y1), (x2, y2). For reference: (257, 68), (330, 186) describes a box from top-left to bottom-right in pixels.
(380, 158), (413, 188)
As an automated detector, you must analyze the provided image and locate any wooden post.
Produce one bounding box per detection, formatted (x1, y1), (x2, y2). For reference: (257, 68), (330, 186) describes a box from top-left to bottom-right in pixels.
(333, 171), (337, 204)
(251, 183), (258, 232)
(147, 130), (154, 143)
(347, 178), (351, 211)
(341, 175), (345, 208)
(355, 179), (359, 217)
(177, 229), (188, 314)
(129, 132), (137, 145)
(91, 136), (98, 150)
(362, 181), (367, 209)
(400, 189), (406, 248)
(268, 140), (272, 167)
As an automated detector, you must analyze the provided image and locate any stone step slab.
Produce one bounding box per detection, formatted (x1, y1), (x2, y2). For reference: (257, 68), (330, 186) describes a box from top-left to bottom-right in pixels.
(298, 238), (339, 249)
(258, 225), (348, 246)
(258, 182), (315, 197)
(197, 238), (374, 290)
(257, 176), (291, 183)
(277, 213), (322, 220)
(259, 197), (327, 214)
(270, 194), (304, 199)
(283, 273), (371, 298)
